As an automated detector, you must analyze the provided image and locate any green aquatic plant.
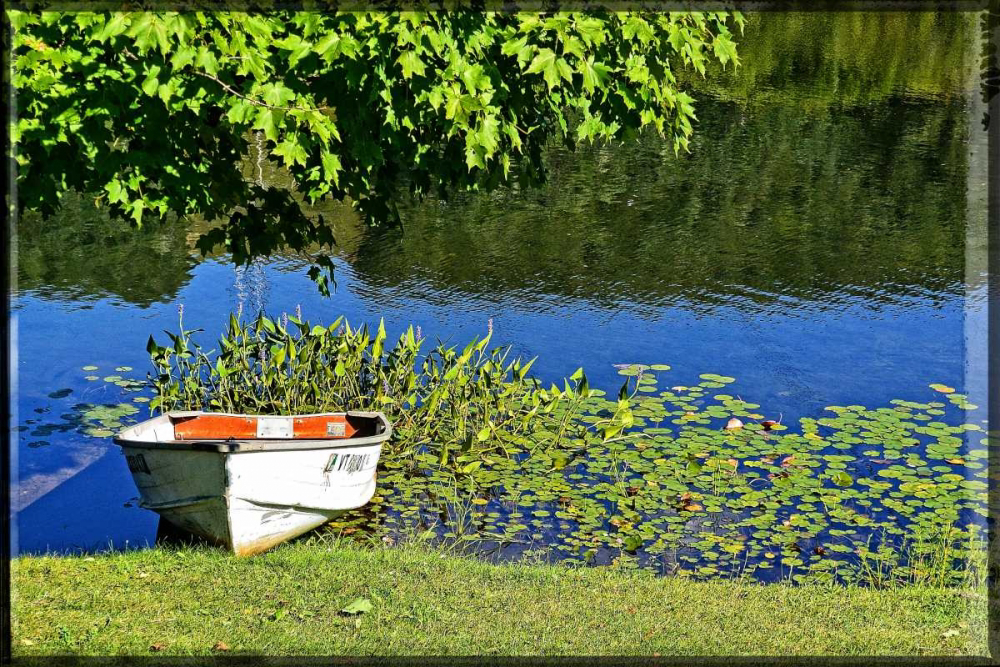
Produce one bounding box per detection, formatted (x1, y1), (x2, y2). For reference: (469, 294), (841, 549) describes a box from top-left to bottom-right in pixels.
(139, 312), (987, 586)
(327, 363), (987, 587)
(147, 311), (632, 463)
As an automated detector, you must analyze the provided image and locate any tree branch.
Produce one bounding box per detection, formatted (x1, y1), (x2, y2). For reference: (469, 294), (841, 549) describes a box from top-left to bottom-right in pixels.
(191, 70), (330, 112)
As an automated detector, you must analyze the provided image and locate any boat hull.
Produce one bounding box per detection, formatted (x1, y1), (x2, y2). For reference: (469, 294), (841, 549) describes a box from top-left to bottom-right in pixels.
(115, 411), (389, 555)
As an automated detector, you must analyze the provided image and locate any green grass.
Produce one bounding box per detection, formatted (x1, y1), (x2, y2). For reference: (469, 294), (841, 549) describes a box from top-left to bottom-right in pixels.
(11, 540), (989, 657)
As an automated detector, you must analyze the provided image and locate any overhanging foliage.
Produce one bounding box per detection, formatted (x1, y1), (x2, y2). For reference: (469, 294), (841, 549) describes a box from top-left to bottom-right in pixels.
(10, 10), (742, 292)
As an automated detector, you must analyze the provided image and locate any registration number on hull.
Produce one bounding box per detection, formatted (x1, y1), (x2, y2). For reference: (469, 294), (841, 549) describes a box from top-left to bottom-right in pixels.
(324, 452), (372, 474)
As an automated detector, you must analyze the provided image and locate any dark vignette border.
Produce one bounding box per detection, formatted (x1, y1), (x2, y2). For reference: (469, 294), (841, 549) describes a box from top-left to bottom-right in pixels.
(1, 1), (998, 665)
(0, 1), (995, 12)
(3, 658), (1000, 667)
(986, 0), (1000, 662)
(4, 6), (16, 667)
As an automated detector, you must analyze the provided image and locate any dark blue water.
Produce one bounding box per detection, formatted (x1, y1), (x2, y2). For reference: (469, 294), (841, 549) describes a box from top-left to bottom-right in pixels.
(11, 11), (987, 554)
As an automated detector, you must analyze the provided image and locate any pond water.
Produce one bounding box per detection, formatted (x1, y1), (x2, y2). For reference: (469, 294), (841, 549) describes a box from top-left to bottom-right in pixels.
(11, 12), (988, 572)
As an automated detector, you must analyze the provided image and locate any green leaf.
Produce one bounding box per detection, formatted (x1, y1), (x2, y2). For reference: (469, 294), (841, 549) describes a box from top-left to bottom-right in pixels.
(252, 108), (282, 142)
(477, 115), (499, 155)
(195, 46), (218, 76)
(259, 83), (295, 108)
(272, 138), (308, 167)
(170, 45), (196, 70)
(460, 63), (490, 93)
(95, 13), (129, 42)
(314, 32), (351, 63)
(580, 56), (611, 93)
(501, 35), (527, 57)
(555, 57), (573, 84)
(275, 34), (312, 67)
(340, 598), (372, 615)
(526, 48), (560, 90)
(575, 18), (606, 46)
(226, 100), (253, 125)
(105, 179), (127, 204)
(832, 471), (853, 487)
(397, 50), (426, 79)
(141, 66), (161, 97)
(321, 151), (341, 187)
(713, 35), (738, 67)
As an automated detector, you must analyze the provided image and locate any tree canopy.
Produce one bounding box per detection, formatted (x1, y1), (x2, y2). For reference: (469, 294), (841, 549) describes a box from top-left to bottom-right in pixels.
(9, 10), (742, 292)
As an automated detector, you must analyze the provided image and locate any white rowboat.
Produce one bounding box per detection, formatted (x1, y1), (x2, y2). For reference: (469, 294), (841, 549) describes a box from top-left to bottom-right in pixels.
(114, 410), (392, 555)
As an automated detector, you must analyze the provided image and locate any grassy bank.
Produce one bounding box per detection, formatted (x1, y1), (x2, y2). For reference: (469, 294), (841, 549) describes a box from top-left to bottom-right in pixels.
(11, 540), (988, 657)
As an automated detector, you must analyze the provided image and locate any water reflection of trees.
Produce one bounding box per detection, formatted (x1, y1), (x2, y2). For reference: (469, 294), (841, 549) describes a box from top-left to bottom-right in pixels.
(16, 192), (196, 306)
(15, 12), (974, 310)
(347, 91), (967, 313)
(342, 12), (973, 312)
(696, 12), (974, 105)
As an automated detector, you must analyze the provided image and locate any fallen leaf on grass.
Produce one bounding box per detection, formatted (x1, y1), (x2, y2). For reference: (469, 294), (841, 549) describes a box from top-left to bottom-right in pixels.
(212, 641), (230, 652)
(340, 598), (372, 616)
(149, 643), (166, 652)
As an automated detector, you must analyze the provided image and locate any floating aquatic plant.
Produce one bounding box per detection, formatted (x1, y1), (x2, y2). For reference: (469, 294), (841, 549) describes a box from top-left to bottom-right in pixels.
(328, 363), (987, 587)
(140, 313), (989, 586)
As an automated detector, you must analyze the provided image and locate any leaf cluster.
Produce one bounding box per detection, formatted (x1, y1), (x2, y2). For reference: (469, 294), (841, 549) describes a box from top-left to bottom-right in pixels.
(10, 10), (742, 290)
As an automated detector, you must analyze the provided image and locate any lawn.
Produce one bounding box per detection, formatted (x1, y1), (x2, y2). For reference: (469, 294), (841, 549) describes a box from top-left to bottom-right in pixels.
(10, 540), (989, 657)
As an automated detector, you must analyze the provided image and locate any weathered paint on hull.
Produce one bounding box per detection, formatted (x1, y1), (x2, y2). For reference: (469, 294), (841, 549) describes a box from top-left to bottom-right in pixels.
(122, 443), (381, 555)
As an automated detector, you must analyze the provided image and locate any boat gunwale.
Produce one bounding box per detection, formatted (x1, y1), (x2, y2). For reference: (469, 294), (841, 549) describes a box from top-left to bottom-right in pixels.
(113, 410), (393, 453)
